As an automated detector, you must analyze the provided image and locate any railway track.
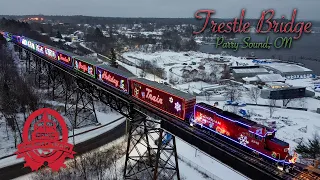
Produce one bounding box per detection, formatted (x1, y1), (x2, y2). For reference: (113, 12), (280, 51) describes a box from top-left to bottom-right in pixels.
(171, 119), (316, 180)
(197, 127), (320, 180)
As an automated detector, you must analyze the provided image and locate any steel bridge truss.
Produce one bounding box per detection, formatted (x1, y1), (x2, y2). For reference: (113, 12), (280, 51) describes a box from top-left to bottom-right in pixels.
(18, 46), (98, 129)
(16, 44), (180, 180)
(124, 116), (180, 180)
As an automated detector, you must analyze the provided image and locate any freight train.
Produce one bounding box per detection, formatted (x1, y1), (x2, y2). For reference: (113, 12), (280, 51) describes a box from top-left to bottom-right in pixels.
(1, 31), (297, 171)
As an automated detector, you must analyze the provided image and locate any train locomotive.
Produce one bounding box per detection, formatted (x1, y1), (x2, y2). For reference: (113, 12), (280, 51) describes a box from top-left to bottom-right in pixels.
(1, 32), (297, 171)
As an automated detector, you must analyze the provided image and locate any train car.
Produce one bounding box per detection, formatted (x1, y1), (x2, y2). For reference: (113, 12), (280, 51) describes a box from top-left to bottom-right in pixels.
(56, 49), (77, 68)
(43, 45), (58, 61)
(10, 34), (21, 44)
(130, 78), (196, 120)
(96, 64), (136, 94)
(192, 103), (295, 167)
(21, 37), (36, 51)
(21, 37), (47, 56)
(3, 32), (12, 41)
(73, 56), (101, 78)
(34, 41), (46, 55)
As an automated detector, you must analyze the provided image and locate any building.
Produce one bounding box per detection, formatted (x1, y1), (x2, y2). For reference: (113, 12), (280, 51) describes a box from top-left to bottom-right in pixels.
(261, 63), (313, 79)
(242, 74), (286, 84)
(261, 87), (306, 99)
(265, 82), (291, 89)
(232, 67), (269, 80)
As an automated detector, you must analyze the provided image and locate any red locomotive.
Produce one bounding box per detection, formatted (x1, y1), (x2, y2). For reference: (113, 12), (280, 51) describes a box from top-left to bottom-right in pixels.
(191, 102), (297, 170)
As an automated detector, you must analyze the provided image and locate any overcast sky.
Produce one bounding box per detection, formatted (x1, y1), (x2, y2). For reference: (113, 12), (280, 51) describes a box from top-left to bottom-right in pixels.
(0, 0), (319, 20)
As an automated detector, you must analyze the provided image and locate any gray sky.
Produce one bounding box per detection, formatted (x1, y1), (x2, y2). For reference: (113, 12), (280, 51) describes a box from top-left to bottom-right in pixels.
(0, 0), (319, 20)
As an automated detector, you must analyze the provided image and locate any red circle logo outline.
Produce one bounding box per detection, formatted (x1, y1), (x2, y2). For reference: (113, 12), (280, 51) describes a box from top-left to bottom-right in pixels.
(15, 108), (76, 171)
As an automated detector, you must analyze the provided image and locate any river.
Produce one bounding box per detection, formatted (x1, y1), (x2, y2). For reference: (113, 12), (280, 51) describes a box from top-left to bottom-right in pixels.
(199, 29), (320, 75)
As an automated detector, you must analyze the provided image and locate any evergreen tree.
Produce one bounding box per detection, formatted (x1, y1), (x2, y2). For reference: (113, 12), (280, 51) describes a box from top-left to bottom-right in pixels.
(94, 27), (103, 38)
(296, 133), (320, 159)
(110, 48), (118, 68)
(56, 31), (63, 39)
(39, 27), (45, 33)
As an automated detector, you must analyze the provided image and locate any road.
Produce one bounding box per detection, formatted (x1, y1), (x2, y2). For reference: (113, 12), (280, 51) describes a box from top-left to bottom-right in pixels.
(0, 120), (126, 180)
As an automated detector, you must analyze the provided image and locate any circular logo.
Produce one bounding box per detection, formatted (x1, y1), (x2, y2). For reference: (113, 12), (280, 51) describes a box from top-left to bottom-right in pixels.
(15, 108), (75, 171)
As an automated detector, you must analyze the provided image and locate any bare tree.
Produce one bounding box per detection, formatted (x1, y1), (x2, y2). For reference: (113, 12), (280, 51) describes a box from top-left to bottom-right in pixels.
(221, 64), (231, 79)
(268, 99), (277, 118)
(32, 141), (127, 180)
(248, 87), (261, 104)
(209, 65), (220, 82)
(282, 98), (293, 107)
(224, 84), (242, 102)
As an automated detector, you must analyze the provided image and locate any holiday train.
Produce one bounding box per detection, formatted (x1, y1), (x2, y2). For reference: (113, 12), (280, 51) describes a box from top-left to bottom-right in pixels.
(1, 31), (297, 170)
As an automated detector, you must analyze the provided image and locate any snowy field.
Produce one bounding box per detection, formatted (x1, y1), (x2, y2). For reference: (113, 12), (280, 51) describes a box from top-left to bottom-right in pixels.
(118, 50), (320, 160)
(12, 135), (246, 180)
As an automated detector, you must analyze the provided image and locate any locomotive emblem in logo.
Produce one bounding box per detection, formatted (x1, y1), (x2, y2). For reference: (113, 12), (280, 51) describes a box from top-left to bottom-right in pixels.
(15, 108), (75, 171)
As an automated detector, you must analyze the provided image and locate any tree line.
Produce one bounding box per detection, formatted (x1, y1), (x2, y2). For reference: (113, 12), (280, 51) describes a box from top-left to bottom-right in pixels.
(0, 37), (40, 148)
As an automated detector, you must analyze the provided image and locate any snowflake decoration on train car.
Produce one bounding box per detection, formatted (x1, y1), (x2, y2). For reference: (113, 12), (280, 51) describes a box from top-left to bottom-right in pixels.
(134, 88), (140, 96)
(238, 134), (249, 146)
(169, 97), (173, 103)
(141, 92), (145, 98)
(174, 102), (181, 112)
(209, 122), (213, 128)
(120, 80), (125, 90)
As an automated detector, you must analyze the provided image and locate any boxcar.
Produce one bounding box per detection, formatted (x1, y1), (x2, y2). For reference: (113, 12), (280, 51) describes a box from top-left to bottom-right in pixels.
(130, 78), (196, 120)
(34, 41), (46, 55)
(56, 49), (77, 68)
(96, 64), (136, 94)
(73, 56), (101, 78)
(43, 44), (58, 60)
(21, 37), (36, 51)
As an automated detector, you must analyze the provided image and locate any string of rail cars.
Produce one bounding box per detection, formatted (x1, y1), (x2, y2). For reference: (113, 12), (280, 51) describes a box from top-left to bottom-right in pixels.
(1, 31), (319, 179)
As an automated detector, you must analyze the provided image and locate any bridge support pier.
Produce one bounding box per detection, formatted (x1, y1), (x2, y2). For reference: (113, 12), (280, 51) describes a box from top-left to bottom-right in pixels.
(124, 116), (180, 180)
(23, 52), (99, 129)
(64, 80), (99, 129)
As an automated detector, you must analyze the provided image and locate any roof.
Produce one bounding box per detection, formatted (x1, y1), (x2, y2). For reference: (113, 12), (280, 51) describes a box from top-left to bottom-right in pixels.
(232, 68), (268, 74)
(74, 56), (101, 65)
(256, 74), (286, 82)
(196, 102), (257, 126)
(265, 82), (290, 87)
(22, 37), (57, 50)
(242, 76), (259, 82)
(98, 64), (136, 78)
(133, 78), (196, 101)
(262, 63), (313, 73)
(56, 48), (78, 57)
(270, 138), (289, 146)
(230, 65), (260, 70)
(269, 86), (306, 91)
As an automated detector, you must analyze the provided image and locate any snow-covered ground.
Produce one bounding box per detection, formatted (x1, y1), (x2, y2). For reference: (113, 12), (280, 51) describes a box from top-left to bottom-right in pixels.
(13, 135), (245, 180)
(176, 138), (248, 180)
